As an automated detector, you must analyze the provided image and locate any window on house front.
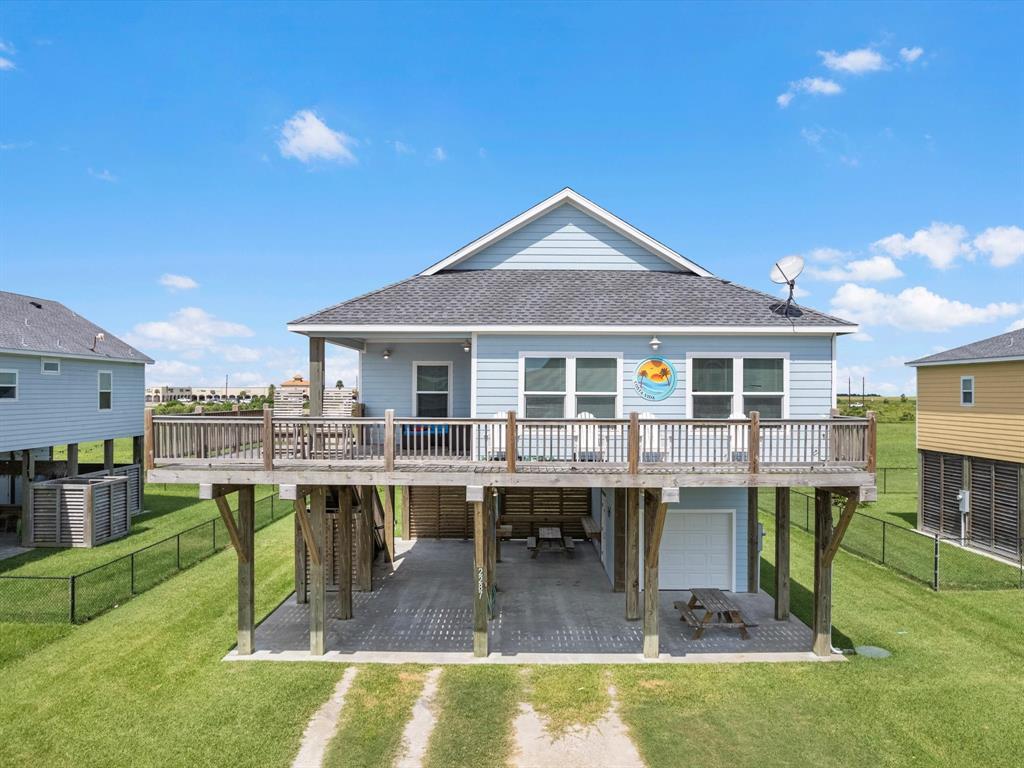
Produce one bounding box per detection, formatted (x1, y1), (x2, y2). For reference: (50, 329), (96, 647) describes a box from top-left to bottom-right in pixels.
(98, 371), (112, 410)
(414, 363), (450, 417)
(742, 358), (784, 418)
(575, 358), (618, 418)
(692, 358), (734, 418)
(524, 357), (566, 418)
(691, 356), (786, 418)
(960, 376), (974, 406)
(41, 359), (60, 375)
(0, 370), (17, 400)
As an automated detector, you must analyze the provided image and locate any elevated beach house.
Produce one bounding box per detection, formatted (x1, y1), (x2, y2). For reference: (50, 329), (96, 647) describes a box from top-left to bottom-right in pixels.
(907, 328), (1023, 559)
(147, 189), (877, 659)
(0, 291), (152, 548)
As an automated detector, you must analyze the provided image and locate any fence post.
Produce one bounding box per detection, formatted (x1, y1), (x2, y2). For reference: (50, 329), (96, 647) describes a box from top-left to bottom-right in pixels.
(212, 518), (217, 552)
(130, 552), (136, 595)
(69, 575), (76, 624)
(176, 533), (181, 570)
(882, 467), (887, 495)
(932, 535), (940, 591)
(881, 520), (887, 564)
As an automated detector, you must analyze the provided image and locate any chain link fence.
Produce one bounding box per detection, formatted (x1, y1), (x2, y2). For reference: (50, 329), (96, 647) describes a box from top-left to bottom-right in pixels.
(774, 488), (1023, 591)
(0, 493), (285, 624)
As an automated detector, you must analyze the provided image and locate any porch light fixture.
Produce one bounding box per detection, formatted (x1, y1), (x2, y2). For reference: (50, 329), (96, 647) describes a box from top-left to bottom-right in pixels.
(462, 339), (471, 353)
(382, 348), (391, 360)
(649, 336), (661, 351)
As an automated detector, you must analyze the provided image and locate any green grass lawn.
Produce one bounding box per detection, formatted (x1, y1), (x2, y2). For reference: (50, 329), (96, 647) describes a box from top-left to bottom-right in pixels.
(52, 437), (136, 465)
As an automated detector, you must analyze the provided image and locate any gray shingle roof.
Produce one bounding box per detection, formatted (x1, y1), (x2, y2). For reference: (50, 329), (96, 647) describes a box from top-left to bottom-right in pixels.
(0, 291), (154, 363)
(290, 270), (855, 328)
(907, 328), (1024, 366)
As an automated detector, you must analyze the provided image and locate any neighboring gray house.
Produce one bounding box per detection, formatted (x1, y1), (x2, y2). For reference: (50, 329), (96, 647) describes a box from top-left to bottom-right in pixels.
(148, 188), (877, 660)
(0, 291), (153, 547)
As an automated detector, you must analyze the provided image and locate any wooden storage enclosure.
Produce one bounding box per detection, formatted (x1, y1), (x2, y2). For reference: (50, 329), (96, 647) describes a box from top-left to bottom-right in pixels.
(30, 475), (131, 547)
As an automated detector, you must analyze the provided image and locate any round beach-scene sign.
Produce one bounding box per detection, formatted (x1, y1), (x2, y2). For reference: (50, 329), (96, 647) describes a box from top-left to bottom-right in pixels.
(633, 358), (677, 401)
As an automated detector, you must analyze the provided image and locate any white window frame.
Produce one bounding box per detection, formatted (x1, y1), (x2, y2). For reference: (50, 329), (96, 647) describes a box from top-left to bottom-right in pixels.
(411, 361), (453, 418)
(0, 369), (18, 401)
(960, 375), (975, 407)
(685, 353), (789, 419)
(40, 358), (61, 375)
(98, 370), (113, 411)
(517, 352), (623, 418)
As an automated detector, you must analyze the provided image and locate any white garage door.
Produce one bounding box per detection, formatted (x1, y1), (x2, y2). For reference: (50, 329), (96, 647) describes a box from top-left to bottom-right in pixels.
(658, 511), (733, 590)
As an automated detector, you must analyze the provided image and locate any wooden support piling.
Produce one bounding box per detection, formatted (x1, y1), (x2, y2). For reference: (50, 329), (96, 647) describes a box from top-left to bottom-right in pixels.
(294, 511), (307, 604)
(309, 337), (325, 418)
(485, 488), (496, 619)
(66, 443), (79, 477)
(143, 408), (155, 470)
(774, 487), (790, 620)
(625, 487), (640, 620)
(472, 499), (488, 657)
(613, 488), (626, 592)
(237, 487), (255, 655)
(383, 484), (396, 563)
(309, 486), (327, 655)
(356, 486), (373, 592)
(399, 485), (410, 540)
(103, 439), (115, 470)
(812, 488), (833, 657)
(642, 489), (668, 659)
(336, 486), (353, 620)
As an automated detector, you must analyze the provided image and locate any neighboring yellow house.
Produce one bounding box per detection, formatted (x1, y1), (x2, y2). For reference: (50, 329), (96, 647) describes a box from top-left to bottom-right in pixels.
(907, 328), (1024, 558)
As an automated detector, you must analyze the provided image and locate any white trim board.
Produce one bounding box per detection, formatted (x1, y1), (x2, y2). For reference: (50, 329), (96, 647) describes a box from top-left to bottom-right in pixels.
(418, 188), (715, 277)
(288, 324), (858, 336)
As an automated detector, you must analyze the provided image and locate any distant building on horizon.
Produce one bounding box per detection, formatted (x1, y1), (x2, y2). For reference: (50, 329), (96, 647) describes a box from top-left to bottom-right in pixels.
(145, 385), (270, 403)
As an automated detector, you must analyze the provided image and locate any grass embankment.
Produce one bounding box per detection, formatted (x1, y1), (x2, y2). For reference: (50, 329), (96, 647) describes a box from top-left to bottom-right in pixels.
(0, 514), (345, 768)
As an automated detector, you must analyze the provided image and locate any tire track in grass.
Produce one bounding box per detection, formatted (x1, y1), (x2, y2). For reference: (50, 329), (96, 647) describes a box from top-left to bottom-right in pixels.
(293, 666), (359, 768)
(396, 667), (442, 768)
(423, 666), (521, 768)
(323, 665), (427, 768)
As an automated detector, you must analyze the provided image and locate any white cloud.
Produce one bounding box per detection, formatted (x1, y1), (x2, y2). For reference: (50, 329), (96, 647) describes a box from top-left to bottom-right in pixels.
(819, 48), (887, 74)
(899, 47), (924, 63)
(810, 255), (903, 282)
(278, 110), (357, 164)
(0, 41), (15, 55)
(838, 364), (873, 383)
(390, 140), (414, 155)
(221, 345), (263, 363)
(431, 146), (447, 162)
(830, 283), (1021, 331)
(1007, 318), (1024, 332)
(326, 351), (360, 389)
(973, 225), (1024, 267)
(801, 126), (825, 148)
(88, 168), (117, 183)
(778, 284), (810, 299)
(875, 382), (901, 395)
(148, 360), (202, 386)
(478, 148), (488, 159)
(126, 307), (254, 353)
(873, 222), (973, 269)
(850, 332), (874, 342)
(159, 273), (198, 291)
(777, 77), (842, 108)
(808, 247), (848, 263)
(0, 57), (14, 72)
(0, 141), (32, 151)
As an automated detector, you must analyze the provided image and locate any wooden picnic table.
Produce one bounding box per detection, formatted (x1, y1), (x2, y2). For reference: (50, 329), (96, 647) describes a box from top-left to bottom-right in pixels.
(527, 526), (575, 558)
(673, 587), (755, 640)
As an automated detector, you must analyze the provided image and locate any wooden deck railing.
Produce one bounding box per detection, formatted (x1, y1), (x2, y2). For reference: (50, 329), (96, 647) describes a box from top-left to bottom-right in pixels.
(147, 408), (876, 474)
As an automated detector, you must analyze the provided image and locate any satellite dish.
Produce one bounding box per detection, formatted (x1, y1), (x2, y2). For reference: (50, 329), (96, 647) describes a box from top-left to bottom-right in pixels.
(770, 255), (805, 285)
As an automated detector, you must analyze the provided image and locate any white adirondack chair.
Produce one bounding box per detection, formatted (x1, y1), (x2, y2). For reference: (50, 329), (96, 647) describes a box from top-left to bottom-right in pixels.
(639, 411), (670, 463)
(574, 412), (604, 462)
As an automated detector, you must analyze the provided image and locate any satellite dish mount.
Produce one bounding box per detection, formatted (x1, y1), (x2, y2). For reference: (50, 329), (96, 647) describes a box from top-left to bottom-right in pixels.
(769, 255), (806, 318)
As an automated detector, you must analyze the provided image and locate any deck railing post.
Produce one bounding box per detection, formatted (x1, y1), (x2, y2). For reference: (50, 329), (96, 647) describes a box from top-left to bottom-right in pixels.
(866, 411), (877, 473)
(506, 412), (517, 473)
(748, 411), (760, 474)
(262, 406), (273, 472)
(144, 408), (155, 470)
(384, 409), (395, 471)
(628, 412), (640, 474)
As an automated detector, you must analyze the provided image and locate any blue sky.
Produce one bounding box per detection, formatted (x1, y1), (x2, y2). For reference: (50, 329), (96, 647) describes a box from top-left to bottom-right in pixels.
(1, 1), (1022, 395)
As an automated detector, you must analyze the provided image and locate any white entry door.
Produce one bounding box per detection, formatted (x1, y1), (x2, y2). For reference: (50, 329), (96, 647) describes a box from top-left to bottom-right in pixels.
(657, 510), (734, 591)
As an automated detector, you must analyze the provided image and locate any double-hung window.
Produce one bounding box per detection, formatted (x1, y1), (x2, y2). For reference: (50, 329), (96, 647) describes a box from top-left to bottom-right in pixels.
(522, 355), (620, 418)
(960, 376), (974, 406)
(41, 359), (60, 375)
(690, 355), (786, 418)
(413, 363), (451, 417)
(0, 370), (17, 400)
(98, 371), (112, 410)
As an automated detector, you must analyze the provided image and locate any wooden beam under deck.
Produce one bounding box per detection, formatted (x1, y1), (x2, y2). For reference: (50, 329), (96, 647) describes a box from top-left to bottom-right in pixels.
(625, 488), (640, 621)
(150, 465), (876, 494)
(774, 487), (790, 621)
(642, 489), (669, 659)
(236, 486), (255, 655)
(336, 486), (353, 620)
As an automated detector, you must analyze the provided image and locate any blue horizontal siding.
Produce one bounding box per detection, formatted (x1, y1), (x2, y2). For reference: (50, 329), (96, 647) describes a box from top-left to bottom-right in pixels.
(0, 353), (145, 452)
(452, 203), (679, 272)
(360, 342), (471, 417)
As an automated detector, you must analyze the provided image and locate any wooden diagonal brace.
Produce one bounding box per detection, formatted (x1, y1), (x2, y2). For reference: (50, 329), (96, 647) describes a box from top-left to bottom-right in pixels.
(293, 498), (321, 567)
(646, 501), (669, 570)
(214, 496), (249, 564)
(823, 488), (860, 567)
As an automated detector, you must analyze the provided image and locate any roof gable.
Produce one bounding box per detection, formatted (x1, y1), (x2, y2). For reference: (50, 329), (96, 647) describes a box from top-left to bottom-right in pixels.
(907, 328), (1024, 366)
(420, 188), (713, 277)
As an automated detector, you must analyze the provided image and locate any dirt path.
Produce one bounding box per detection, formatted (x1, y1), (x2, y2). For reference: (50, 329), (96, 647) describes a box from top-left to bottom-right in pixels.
(395, 667), (442, 768)
(291, 666), (359, 768)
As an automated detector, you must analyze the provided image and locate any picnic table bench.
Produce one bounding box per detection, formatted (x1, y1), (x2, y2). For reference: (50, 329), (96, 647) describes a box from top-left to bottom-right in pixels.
(527, 526), (574, 558)
(673, 587), (756, 640)
(580, 516), (601, 542)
